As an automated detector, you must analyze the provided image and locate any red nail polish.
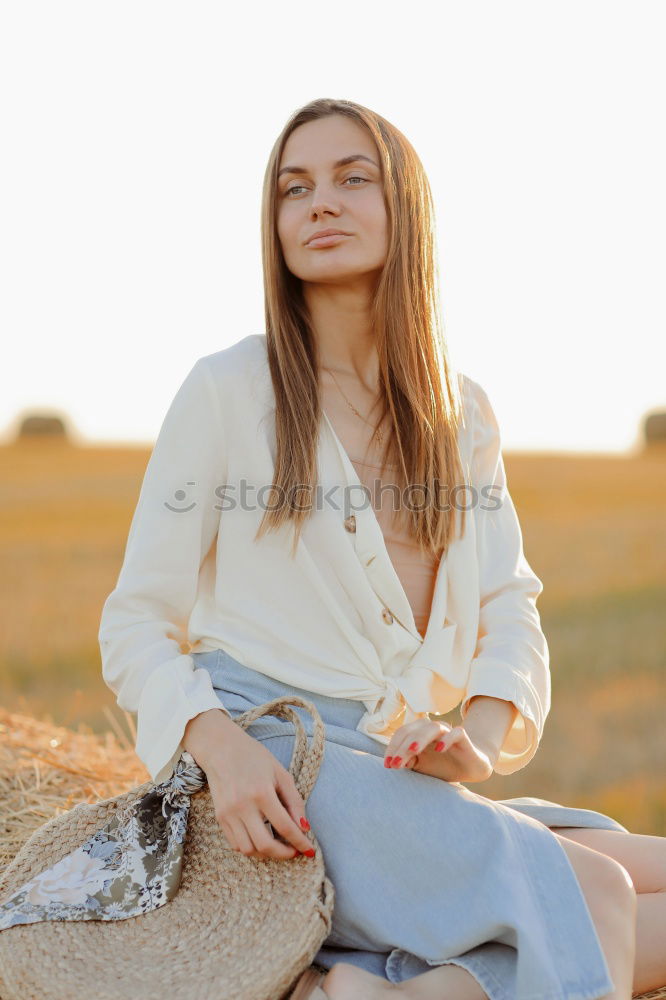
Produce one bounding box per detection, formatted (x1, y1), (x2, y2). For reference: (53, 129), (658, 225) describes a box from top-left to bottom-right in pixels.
(385, 756), (393, 767)
(435, 741), (445, 752)
(300, 817), (310, 831)
(392, 756), (402, 767)
(303, 848), (315, 858)
(408, 742), (419, 751)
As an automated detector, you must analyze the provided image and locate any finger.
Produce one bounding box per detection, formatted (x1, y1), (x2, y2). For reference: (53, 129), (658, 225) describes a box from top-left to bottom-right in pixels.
(388, 722), (450, 767)
(223, 815), (257, 858)
(430, 721), (453, 747)
(383, 719), (433, 763)
(382, 732), (405, 763)
(434, 726), (462, 753)
(385, 727), (424, 767)
(269, 772), (317, 855)
(387, 738), (422, 767)
(389, 740), (419, 768)
(244, 812), (301, 861)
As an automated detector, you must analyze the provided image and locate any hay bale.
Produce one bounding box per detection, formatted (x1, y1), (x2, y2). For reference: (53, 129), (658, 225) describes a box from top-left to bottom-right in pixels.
(0, 707), (147, 879)
(644, 411), (666, 447)
(17, 413), (69, 440)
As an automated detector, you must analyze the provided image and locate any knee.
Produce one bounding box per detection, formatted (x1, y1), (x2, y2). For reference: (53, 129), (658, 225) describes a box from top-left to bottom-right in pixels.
(590, 853), (637, 915)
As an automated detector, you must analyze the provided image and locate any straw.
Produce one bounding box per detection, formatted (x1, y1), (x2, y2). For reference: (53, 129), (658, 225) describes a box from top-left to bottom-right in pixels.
(0, 706), (147, 879)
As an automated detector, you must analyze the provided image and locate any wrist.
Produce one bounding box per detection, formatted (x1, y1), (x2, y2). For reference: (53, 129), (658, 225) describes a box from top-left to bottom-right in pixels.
(461, 720), (500, 767)
(462, 696), (519, 767)
(182, 708), (240, 757)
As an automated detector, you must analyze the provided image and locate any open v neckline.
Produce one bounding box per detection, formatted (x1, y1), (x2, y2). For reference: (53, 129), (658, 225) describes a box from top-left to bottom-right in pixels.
(320, 408), (433, 644)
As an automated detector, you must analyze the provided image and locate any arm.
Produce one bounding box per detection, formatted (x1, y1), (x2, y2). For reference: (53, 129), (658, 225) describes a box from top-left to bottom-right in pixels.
(460, 694), (519, 766)
(98, 357), (232, 785)
(459, 380), (551, 775)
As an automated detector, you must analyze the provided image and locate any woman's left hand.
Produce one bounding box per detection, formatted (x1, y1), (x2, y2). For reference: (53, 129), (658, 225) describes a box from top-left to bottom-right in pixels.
(383, 719), (496, 784)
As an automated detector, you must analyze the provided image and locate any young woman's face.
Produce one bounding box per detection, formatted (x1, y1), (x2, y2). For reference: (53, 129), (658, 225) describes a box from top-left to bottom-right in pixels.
(276, 115), (389, 288)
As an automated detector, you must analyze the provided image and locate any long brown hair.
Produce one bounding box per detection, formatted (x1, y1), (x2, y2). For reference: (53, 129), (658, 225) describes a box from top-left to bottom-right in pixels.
(255, 97), (468, 560)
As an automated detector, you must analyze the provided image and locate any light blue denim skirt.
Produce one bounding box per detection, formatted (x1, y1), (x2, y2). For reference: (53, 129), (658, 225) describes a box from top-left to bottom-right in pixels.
(192, 648), (627, 1000)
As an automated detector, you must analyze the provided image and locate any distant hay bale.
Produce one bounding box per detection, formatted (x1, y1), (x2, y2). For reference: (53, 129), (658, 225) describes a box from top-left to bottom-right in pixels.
(644, 411), (666, 448)
(17, 413), (70, 441)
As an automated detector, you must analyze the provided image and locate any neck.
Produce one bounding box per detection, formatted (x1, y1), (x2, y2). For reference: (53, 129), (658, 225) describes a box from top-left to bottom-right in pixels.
(303, 281), (380, 392)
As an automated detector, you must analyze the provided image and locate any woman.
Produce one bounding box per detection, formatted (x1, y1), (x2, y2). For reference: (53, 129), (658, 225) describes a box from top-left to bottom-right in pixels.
(99, 99), (665, 999)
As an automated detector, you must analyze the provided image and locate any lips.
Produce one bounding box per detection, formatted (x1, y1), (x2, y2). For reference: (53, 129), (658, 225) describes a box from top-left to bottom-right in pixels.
(308, 235), (350, 248)
(306, 229), (351, 245)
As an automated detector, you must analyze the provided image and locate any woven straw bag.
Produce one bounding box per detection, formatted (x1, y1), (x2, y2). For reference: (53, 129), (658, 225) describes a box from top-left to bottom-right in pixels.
(0, 695), (335, 1000)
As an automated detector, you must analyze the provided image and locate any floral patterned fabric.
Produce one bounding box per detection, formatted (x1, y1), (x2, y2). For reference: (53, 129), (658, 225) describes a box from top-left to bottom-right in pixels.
(0, 751), (205, 930)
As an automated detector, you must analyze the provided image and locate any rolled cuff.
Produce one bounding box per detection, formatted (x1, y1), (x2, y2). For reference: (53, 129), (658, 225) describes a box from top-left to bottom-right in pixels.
(134, 657), (232, 785)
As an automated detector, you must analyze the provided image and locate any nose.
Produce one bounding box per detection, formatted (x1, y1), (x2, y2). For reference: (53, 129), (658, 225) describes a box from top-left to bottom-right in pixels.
(309, 184), (342, 219)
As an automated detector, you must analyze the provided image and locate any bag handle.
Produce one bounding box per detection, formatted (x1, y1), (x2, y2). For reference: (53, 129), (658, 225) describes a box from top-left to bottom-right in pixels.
(229, 695), (326, 802)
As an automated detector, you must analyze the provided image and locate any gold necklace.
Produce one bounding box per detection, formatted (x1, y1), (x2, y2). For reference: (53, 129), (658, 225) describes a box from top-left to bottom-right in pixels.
(322, 366), (385, 446)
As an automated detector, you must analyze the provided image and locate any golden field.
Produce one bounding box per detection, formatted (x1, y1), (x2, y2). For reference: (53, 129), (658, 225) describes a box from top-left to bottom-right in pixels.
(1, 439), (665, 834)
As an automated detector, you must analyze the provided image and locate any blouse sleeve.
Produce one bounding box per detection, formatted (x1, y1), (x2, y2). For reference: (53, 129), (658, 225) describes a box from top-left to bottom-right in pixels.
(98, 357), (232, 785)
(459, 380), (551, 774)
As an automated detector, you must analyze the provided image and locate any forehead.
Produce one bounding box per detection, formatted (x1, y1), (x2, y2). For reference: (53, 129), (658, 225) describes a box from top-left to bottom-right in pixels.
(279, 115), (378, 168)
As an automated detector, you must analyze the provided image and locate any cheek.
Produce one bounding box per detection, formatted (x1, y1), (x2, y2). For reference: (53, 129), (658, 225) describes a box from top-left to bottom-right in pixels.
(276, 213), (298, 258)
(367, 215), (389, 259)
(275, 210), (288, 244)
(365, 196), (389, 244)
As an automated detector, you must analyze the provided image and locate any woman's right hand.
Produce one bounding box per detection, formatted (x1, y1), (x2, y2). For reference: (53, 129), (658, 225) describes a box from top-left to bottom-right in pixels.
(182, 708), (316, 862)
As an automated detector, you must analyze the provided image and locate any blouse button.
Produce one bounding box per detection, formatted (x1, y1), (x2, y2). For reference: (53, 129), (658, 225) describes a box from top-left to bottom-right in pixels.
(381, 607), (394, 625)
(344, 514), (357, 533)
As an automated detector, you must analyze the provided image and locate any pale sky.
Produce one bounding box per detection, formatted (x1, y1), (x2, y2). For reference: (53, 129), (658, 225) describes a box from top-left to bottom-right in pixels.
(1, 1), (664, 454)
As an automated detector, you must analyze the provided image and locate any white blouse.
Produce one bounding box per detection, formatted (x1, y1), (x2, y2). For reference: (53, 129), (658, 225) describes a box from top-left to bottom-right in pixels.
(98, 334), (550, 785)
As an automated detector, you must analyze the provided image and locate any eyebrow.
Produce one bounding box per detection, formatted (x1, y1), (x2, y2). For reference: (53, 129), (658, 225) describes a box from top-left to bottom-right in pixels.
(277, 154), (379, 180)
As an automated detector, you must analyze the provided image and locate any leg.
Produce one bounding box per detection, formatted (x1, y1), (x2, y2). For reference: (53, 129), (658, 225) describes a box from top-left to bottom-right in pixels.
(553, 828), (666, 995)
(552, 831), (637, 1000)
(254, 728), (624, 998)
(321, 827), (638, 1000)
(319, 961), (488, 999)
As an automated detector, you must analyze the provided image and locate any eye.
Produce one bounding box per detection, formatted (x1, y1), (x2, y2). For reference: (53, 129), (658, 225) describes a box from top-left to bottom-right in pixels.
(283, 176), (369, 197)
